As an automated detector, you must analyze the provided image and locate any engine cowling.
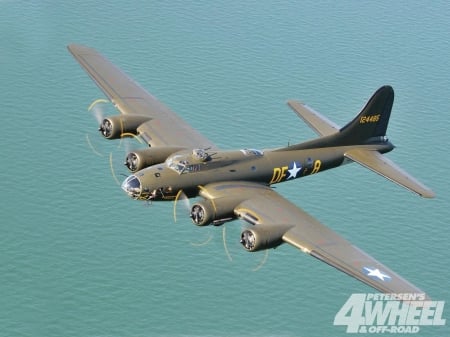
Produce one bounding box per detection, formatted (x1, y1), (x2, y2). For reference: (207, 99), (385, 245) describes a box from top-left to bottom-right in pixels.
(99, 115), (151, 139)
(240, 225), (292, 252)
(125, 147), (185, 172)
(190, 199), (235, 226)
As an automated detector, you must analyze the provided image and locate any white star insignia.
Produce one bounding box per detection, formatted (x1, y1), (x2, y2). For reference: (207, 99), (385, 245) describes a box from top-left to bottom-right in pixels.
(363, 267), (391, 281)
(287, 162), (301, 179)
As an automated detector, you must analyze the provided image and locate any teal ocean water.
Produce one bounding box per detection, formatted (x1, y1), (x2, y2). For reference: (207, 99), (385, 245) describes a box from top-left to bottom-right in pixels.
(1, 1), (449, 336)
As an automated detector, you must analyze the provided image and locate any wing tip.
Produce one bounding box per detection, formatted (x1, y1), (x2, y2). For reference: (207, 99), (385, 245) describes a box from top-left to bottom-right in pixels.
(419, 189), (436, 199)
(67, 43), (94, 55)
(67, 43), (80, 51)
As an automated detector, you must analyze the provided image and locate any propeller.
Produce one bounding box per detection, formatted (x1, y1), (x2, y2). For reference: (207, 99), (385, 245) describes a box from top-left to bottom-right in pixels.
(222, 225), (233, 261)
(88, 98), (109, 124)
(124, 152), (138, 172)
(85, 134), (103, 157)
(109, 136), (143, 186)
(85, 98), (147, 185)
(252, 249), (269, 272)
(173, 189), (191, 223)
(190, 204), (204, 224)
(109, 152), (123, 186)
(173, 184), (270, 270)
(222, 221), (270, 271)
(85, 98), (110, 157)
(173, 189), (214, 246)
(99, 119), (113, 138)
(190, 234), (213, 247)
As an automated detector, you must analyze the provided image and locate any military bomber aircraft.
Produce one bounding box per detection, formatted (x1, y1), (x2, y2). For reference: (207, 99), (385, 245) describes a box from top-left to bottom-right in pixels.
(68, 44), (435, 297)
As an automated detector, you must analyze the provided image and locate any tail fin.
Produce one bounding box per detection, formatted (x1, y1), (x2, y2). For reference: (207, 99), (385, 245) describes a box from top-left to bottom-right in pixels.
(338, 85), (394, 144)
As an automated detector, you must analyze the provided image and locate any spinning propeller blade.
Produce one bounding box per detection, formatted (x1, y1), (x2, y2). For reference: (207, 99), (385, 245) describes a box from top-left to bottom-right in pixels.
(88, 98), (109, 124)
(173, 189), (191, 223)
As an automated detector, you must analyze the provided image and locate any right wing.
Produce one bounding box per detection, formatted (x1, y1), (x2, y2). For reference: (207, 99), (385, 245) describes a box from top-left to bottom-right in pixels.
(200, 181), (429, 297)
(68, 44), (216, 149)
(287, 100), (340, 136)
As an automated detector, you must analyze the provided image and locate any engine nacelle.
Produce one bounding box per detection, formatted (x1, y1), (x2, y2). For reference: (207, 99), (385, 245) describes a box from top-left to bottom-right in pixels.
(125, 147), (185, 172)
(240, 225), (292, 252)
(99, 115), (151, 139)
(190, 199), (236, 226)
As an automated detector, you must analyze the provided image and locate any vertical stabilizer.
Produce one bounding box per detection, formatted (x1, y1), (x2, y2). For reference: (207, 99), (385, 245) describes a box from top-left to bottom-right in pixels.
(338, 86), (394, 144)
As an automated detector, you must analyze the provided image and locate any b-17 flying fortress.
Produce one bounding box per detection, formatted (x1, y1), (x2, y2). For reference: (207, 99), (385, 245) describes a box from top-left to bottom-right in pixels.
(69, 44), (434, 297)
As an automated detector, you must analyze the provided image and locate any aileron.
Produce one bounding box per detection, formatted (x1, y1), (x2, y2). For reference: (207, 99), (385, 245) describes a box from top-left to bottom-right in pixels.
(68, 44), (216, 149)
(232, 183), (428, 297)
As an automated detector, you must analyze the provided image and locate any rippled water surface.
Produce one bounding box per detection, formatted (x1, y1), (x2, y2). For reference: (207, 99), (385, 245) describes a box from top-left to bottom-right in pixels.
(1, 1), (449, 336)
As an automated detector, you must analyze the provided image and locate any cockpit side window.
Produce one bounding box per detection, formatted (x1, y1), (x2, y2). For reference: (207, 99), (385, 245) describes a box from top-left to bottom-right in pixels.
(240, 148), (264, 156)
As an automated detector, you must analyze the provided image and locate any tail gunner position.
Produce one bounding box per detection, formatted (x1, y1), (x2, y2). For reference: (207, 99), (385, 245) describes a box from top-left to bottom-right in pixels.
(69, 44), (434, 298)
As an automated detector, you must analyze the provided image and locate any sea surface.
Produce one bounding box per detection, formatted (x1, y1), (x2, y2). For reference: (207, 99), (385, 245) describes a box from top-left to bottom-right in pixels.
(1, 1), (449, 336)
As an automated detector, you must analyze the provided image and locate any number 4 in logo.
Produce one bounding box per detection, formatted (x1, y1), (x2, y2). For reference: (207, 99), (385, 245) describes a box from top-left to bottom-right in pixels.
(334, 294), (366, 333)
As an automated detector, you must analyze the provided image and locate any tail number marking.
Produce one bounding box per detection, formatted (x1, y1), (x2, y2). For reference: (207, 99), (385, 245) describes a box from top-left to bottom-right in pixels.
(360, 114), (380, 124)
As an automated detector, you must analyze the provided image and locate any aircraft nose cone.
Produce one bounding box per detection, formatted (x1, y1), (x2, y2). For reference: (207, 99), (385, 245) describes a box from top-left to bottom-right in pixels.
(121, 175), (142, 199)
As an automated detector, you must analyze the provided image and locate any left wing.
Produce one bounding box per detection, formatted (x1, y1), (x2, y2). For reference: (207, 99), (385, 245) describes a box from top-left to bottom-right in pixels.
(68, 44), (216, 149)
(203, 181), (428, 297)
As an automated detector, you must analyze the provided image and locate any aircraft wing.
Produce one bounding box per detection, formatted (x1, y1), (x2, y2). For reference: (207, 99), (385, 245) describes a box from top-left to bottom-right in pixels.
(214, 182), (430, 297)
(68, 44), (216, 149)
(287, 100), (340, 136)
(345, 149), (435, 198)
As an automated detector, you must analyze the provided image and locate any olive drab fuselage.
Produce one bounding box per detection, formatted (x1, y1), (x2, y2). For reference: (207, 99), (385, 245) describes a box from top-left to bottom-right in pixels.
(125, 140), (394, 201)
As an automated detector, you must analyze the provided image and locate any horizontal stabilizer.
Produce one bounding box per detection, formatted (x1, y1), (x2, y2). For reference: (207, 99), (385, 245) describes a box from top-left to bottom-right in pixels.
(287, 100), (340, 136)
(345, 149), (435, 198)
